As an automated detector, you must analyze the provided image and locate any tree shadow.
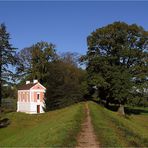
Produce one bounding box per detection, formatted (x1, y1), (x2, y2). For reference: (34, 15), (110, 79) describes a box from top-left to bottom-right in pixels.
(91, 100), (148, 115)
(90, 99), (100, 104)
(106, 105), (119, 112)
(0, 118), (11, 128)
(105, 105), (148, 115)
(125, 107), (148, 115)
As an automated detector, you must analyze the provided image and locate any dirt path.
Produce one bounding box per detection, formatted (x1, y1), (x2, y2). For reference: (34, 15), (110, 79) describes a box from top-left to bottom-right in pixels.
(76, 103), (99, 148)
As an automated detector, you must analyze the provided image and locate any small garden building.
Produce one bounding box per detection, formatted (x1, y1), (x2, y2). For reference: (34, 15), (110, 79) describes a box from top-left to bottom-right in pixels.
(17, 80), (46, 114)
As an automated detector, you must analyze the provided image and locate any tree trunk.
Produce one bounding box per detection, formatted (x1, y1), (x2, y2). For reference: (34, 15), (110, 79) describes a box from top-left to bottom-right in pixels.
(118, 104), (125, 115)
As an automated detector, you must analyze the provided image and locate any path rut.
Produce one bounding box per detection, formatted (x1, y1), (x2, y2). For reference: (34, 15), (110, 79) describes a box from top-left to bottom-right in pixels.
(76, 103), (99, 148)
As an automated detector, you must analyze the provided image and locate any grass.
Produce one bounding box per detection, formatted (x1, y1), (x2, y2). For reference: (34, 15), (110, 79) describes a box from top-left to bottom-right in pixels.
(88, 101), (148, 147)
(1, 101), (147, 147)
(0, 102), (85, 147)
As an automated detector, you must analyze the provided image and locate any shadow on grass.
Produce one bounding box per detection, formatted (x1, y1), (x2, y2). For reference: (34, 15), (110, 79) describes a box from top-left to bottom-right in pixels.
(125, 107), (148, 115)
(91, 99), (148, 115)
(0, 118), (11, 128)
(106, 105), (148, 115)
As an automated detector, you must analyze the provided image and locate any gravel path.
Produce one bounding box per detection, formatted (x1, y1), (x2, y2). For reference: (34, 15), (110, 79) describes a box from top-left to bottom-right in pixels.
(76, 103), (100, 148)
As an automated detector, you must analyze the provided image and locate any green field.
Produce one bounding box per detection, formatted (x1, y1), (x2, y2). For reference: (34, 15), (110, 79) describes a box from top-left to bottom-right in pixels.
(0, 103), (84, 147)
(89, 101), (148, 147)
(0, 101), (148, 147)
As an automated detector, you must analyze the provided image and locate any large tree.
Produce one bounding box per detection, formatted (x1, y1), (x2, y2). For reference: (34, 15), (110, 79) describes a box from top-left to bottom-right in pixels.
(17, 45), (87, 110)
(0, 24), (17, 111)
(16, 41), (57, 84)
(84, 22), (148, 114)
(44, 54), (87, 111)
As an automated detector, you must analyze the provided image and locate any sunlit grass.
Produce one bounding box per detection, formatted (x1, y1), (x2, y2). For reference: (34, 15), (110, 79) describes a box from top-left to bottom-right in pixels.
(89, 101), (148, 147)
(0, 103), (85, 147)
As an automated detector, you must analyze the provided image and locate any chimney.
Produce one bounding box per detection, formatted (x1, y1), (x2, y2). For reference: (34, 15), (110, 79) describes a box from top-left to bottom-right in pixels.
(33, 79), (38, 84)
(26, 81), (30, 84)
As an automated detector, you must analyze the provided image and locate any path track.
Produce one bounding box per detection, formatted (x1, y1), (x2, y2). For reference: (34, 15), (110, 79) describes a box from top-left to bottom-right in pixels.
(76, 103), (99, 148)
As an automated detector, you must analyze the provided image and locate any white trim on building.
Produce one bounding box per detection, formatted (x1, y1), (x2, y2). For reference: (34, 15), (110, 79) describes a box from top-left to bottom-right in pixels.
(17, 81), (46, 114)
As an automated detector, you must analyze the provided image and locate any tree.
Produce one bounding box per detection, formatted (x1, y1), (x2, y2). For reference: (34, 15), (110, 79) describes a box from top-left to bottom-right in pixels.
(16, 41), (57, 83)
(60, 52), (81, 67)
(17, 42), (88, 111)
(0, 23), (17, 112)
(44, 53), (87, 111)
(15, 47), (32, 80)
(84, 22), (148, 114)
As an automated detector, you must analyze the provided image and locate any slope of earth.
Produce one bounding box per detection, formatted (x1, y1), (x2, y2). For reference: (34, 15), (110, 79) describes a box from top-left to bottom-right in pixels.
(0, 103), (85, 147)
(89, 101), (148, 147)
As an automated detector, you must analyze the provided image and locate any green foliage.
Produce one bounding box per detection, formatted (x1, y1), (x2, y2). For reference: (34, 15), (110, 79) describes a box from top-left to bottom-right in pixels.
(1, 85), (17, 112)
(128, 96), (148, 107)
(16, 42), (88, 110)
(2, 85), (17, 100)
(44, 60), (87, 111)
(84, 22), (148, 106)
(16, 41), (57, 82)
(0, 23), (17, 84)
(0, 23), (17, 111)
(0, 103), (85, 147)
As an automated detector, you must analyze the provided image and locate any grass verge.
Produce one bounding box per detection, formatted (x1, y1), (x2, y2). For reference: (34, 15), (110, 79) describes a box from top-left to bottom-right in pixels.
(88, 101), (148, 147)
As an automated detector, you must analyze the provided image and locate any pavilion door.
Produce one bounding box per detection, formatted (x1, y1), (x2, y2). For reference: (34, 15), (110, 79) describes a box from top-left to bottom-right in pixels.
(37, 105), (40, 113)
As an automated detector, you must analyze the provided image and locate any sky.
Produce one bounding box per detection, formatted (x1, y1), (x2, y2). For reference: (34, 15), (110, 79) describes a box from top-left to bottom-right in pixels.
(0, 1), (148, 55)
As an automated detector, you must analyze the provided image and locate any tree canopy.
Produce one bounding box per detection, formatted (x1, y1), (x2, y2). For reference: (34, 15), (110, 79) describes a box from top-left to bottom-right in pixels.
(44, 59), (87, 110)
(16, 42), (87, 110)
(0, 23), (17, 111)
(1, 22), (148, 113)
(83, 22), (148, 111)
(0, 24), (17, 84)
(16, 41), (57, 83)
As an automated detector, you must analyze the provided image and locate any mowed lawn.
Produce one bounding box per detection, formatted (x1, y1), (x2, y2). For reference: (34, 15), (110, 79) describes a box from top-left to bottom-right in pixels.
(0, 103), (85, 147)
(89, 101), (148, 147)
(1, 101), (148, 147)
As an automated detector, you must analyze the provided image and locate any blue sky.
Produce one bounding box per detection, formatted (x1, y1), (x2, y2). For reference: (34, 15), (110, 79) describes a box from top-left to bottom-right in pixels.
(0, 1), (148, 55)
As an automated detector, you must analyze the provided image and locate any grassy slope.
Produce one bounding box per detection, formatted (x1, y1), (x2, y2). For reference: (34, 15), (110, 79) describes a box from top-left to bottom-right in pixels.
(0, 103), (85, 147)
(89, 101), (148, 147)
